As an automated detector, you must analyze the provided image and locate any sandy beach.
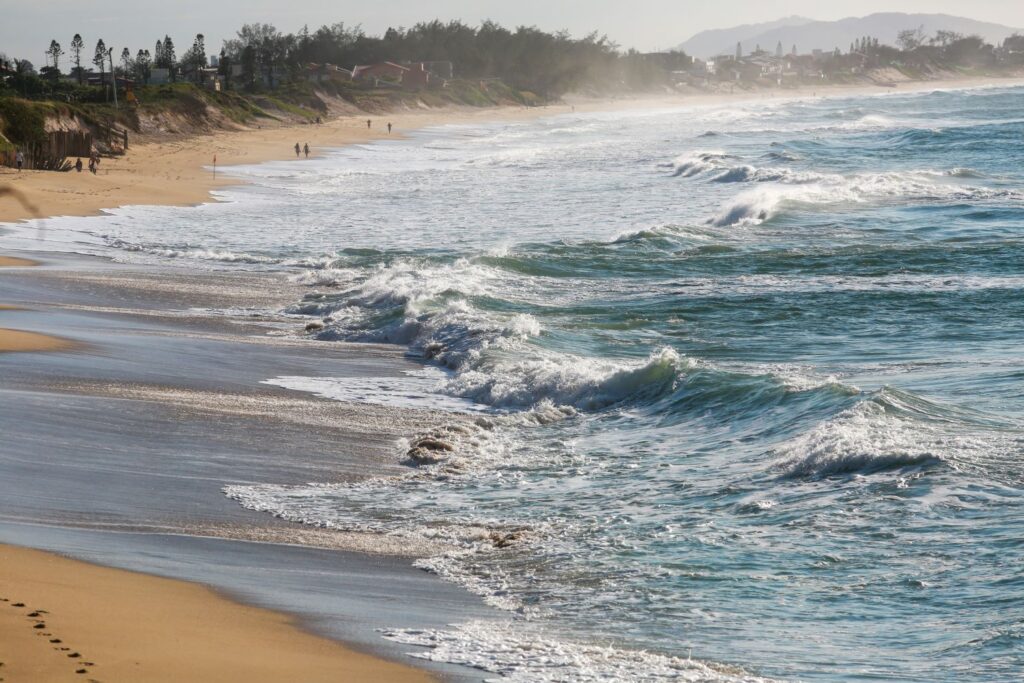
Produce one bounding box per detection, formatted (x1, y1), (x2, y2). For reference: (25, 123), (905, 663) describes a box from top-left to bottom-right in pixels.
(2, 74), (1022, 226)
(0, 255), (495, 681)
(0, 543), (433, 682)
(1, 73), (1023, 681)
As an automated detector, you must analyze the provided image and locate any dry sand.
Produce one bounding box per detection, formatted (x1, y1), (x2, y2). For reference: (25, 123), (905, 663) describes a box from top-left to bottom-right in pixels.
(0, 543), (434, 683)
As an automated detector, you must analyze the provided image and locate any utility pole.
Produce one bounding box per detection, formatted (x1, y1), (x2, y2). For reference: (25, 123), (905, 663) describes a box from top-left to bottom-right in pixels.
(108, 48), (119, 110)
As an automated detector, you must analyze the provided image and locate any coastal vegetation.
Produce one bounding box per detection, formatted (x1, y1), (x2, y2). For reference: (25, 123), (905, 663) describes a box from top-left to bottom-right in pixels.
(1, 18), (1023, 158)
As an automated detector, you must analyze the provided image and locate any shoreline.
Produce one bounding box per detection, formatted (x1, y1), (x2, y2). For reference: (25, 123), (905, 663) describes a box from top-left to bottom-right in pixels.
(0, 542), (434, 682)
(1, 73), (1023, 226)
(0, 254), (497, 681)
(1, 74), (1023, 681)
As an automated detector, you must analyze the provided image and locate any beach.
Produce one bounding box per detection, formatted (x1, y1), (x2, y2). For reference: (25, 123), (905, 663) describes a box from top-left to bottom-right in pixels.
(3, 74), (1022, 226)
(0, 543), (432, 682)
(3, 73), (1024, 681)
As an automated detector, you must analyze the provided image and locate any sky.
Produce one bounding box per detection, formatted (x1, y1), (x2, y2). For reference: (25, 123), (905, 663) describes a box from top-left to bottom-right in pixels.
(3, 0), (1024, 66)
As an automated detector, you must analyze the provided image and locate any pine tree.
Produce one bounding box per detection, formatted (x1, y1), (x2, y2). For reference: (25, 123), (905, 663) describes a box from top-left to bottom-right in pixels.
(136, 49), (152, 84)
(48, 40), (64, 72)
(93, 39), (107, 77)
(121, 47), (131, 76)
(218, 48), (232, 90)
(184, 33), (206, 83)
(163, 35), (176, 81)
(70, 34), (84, 83)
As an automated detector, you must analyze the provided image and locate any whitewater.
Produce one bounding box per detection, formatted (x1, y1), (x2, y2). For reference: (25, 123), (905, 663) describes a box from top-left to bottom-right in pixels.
(13, 85), (1024, 681)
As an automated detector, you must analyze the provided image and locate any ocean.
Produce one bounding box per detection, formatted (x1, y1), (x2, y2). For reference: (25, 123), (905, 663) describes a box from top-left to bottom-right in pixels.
(16, 85), (1024, 681)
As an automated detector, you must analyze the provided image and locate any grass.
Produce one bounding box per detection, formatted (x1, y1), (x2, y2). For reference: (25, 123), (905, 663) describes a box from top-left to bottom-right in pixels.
(0, 75), (544, 150)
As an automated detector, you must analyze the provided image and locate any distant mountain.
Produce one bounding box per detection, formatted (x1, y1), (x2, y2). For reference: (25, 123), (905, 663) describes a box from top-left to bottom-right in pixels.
(678, 13), (1023, 58)
(677, 16), (813, 59)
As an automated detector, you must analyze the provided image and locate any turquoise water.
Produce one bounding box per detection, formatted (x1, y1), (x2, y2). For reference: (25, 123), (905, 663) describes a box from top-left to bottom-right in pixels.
(20, 86), (1024, 681)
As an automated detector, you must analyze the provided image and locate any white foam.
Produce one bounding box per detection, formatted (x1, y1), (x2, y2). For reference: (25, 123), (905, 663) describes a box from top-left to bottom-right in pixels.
(264, 368), (493, 413)
(709, 169), (1024, 226)
(381, 620), (777, 683)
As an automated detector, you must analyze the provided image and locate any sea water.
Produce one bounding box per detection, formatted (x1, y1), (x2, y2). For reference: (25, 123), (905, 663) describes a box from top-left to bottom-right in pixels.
(14, 85), (1024, 681)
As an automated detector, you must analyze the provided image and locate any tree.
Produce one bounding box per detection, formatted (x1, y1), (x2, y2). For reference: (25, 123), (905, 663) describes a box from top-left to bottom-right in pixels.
(223, 23), (285, 88)
(93, 38), (107, 83)
(933, 30), (963, 47)
(121, 47), (132, 76)
(897, 27), (925, 51)
(218, 48), (232, 90)
(135, 49), (152, 84)
(47, 40), (64, 73)
(154, 35), (177, 80)
(70, 34), (84, 83)
(181, 33), (207, 83)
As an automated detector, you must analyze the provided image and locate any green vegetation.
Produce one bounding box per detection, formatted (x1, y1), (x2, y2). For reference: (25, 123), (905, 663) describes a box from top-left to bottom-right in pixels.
(2, 18), (1023, 153)
(0, 98), (49, 146)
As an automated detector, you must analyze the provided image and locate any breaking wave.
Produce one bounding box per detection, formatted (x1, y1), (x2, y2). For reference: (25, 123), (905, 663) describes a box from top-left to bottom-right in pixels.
(775, 388), (1018, 479)
(707, 168), (1023, 226)
(668, 150), (735, 177)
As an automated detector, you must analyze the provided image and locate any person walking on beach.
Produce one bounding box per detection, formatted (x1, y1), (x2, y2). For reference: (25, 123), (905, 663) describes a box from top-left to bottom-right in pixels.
(303, 143), (310, 158)
(387, 122), (392, 134)
(294, 142), (301, 158)
(15, 150), (24, 171)
(366, 119), (372, 129)
(75, 157), (83, 173)
(88, 156), (96, 174)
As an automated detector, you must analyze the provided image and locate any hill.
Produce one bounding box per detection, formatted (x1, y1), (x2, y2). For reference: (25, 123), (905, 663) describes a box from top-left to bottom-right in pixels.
(677, 16), (813, 58)
(679, 13), (1022, 58)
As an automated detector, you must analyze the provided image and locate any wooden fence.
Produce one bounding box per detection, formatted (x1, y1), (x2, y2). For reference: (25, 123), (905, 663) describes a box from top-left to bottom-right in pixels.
(1, 131), (94, 170)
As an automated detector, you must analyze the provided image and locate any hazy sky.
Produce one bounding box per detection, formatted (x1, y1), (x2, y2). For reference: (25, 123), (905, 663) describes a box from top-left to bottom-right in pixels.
(4, 0), (1024, 66)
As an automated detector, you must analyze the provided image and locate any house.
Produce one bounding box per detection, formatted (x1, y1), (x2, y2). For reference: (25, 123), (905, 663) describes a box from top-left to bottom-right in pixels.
(401, 62), (431, 89)
(352, 61), (451, 89)
(352, 62), (408, 83)
(420, 60), (453, 79)
(149, 68), (170, 85)
(305, 63), (354, 84)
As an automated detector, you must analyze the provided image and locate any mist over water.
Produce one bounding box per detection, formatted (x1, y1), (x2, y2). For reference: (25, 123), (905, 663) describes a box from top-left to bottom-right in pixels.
(20, 85), (1024, 681)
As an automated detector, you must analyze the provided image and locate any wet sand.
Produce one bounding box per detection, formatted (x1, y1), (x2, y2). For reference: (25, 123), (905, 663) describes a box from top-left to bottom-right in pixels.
(0, 255), (497, 681)
(0, 256), (38, 267)
(0, 255), (75, 352)
(0, 328), (75, 353)
(0, 543), (433, 683)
